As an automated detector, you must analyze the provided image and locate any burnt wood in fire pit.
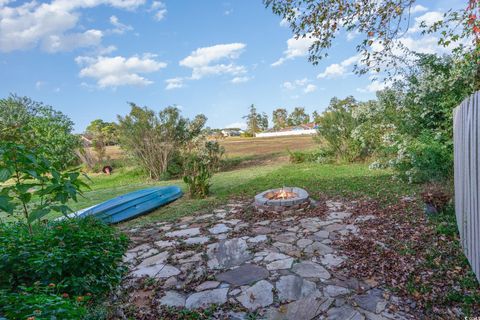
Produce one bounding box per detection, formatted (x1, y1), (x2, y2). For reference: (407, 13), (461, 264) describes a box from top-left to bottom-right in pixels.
(255, 187), (309, 207)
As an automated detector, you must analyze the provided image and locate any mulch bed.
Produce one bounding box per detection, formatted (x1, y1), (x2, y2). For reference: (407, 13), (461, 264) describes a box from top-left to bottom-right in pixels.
(336, 198), (480, 319)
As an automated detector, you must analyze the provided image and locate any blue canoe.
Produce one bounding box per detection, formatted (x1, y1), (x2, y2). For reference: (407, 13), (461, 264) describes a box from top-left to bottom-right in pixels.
(72, 186), (183, 224)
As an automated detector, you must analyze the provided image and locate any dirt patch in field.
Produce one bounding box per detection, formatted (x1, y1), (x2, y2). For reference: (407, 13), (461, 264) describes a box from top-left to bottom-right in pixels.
(219, 135), (317, 158)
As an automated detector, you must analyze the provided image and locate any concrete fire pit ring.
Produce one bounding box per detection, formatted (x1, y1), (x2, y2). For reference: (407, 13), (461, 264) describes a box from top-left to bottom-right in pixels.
(255, 187), (309, 207)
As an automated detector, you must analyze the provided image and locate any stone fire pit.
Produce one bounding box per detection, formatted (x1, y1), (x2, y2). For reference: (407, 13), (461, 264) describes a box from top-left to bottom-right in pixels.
(254, 187), (310, 213)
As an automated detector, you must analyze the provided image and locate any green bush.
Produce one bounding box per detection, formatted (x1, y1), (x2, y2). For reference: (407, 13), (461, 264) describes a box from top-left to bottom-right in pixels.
(0, 218), (129, 298)
(0, 287), (87, 320)
(390, 132), (453, 183)
(183, 141), (224, 198)
(288, 149), (333, 164)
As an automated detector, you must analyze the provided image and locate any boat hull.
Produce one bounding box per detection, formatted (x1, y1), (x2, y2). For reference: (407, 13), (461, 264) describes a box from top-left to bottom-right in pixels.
(75, 186), (182, 224)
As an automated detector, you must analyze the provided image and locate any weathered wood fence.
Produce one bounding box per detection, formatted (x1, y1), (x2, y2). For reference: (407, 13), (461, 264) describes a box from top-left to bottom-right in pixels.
(453, 91), (480, 282)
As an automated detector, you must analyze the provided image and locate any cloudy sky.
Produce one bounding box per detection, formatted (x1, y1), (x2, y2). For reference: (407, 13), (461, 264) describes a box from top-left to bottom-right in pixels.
(0, 0), (463, 132)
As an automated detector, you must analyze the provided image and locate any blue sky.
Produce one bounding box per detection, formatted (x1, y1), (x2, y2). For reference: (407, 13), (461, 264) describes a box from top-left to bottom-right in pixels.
(0, 0), (464, 132)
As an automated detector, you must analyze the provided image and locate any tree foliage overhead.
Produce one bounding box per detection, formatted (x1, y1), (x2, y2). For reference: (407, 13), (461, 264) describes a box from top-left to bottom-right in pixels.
(0, 95), (80, 169)
(265, 0), (480, 82)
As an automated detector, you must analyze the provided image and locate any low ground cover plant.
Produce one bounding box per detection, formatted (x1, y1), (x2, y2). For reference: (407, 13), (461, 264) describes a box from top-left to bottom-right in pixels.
(0, 218), (129, 297)
(0, 286), (87, 320)
(0, 218), (128, 319)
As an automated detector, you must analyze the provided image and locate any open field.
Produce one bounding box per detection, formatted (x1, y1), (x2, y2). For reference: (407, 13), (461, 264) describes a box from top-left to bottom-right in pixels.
(219, 135), (317, 158)
(102, 135), (318, 161)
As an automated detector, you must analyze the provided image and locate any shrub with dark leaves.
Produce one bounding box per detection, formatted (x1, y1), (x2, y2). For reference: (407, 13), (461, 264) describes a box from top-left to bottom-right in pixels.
(0, 218), (129, 298)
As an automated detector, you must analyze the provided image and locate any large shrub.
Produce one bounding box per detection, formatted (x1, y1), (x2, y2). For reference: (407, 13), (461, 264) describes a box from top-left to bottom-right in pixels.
(386, 132), (453, 183)
(0, 95), (80, 169)
(117, 104), (207, 180)
(315, 96), (364, 162)
(368, 55), (476, 182)
(0, 218), (129, 297)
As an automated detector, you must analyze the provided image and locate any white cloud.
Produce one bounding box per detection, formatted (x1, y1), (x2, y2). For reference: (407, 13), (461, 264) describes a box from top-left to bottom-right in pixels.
(357, 80), (388, 93)
(35, 81), (46, 89)
(0, 0), (146, 52)
(75, 53), (166, 88)
(410, 5), (428, 14)
(225, 122), (247, 130)
(346, 30), (360, 41)
(179, 43), (247, 80)
(408, 11), (443, 34)
(304, 84), (317, 93)
(165, 77), (184, 90)
(224, 9), (233, 16)
(96, 45), (117, 55)
(282, 78), (317, 94)
(399, 35), (449, 55)
(109, 15), (133, 34)
(231, 76), (250, 84)
(282, 81), (295, 90)
(283, 78), (309, 90)
(272, 35), (315, 66)
(151, 1), (167, 21)
(317, 55), (358, 79)
(42, 29), (103, 52)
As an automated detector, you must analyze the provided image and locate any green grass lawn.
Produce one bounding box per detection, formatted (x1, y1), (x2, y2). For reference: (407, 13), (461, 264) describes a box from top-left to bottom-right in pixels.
(53, 162), (419, 227)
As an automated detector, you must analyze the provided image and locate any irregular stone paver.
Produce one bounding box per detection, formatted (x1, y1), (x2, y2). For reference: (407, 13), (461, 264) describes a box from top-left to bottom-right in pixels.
(248, 235), (267, 243)
(321, 254), (346, 268)
(160, 291), (185, 307)
(165, 228), (200, 238)
(216, 264), (269, 286)
(185, 288), (228, 309)
(266, 257), (294, 270)
(292, 261), (331, 279)
(264, 252), (291, 262)
(353, 289), (387, 313)
(157, 265), (181, 278)
(267, 297), (330, 320)
(237, 280), (273, 310)
(304, 242), (334, 255)
(207, 238), (252, 269)
(327, 305), (365, 320)
(324, 285), (351, 297)
(184, 236), (210, 245)
(154, 240), (176, 248)
(276, 275), (318, 301)
(131, 263), (165, 277)
(195, 281), (220, 291)
(208, 223), (231, 234)
(297, 238), (313, 248)
(119, 199), (415, 318)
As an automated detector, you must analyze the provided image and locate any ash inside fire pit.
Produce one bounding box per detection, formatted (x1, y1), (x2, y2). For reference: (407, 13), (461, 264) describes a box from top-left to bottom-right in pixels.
(255, 187), (310, 213)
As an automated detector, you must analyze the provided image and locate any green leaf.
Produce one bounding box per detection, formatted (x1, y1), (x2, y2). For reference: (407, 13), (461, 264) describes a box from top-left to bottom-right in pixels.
(27, 208), (50, 223)
(0, 195), (15, 214)
(0, 168), (12, 182)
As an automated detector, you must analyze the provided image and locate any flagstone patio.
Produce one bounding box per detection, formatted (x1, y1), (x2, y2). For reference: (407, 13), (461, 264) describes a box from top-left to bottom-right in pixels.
(116, 199), (414, 319)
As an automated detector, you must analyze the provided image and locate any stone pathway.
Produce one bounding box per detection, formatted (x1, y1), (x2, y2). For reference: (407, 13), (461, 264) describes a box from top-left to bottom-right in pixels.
(119, 200), (414, 319)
